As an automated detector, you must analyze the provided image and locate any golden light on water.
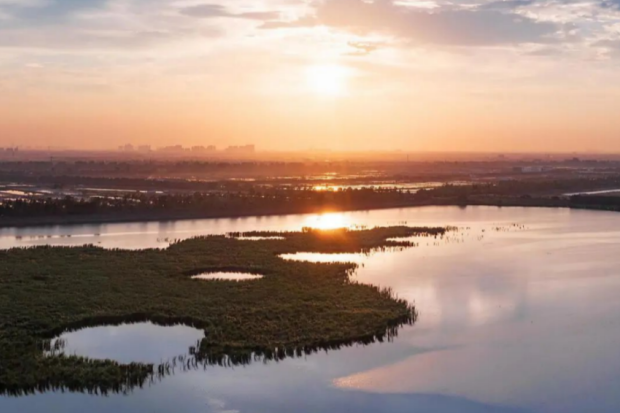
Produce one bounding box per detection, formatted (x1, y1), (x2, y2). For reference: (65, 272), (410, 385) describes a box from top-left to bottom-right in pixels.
(304, 212), (350, 230)
(312, 185), (342, 191)
(280, 252), (365, 263)
(306, 64), (349, 97)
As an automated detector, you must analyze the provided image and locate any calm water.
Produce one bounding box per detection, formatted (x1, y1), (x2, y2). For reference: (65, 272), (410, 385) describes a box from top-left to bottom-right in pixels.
(280, 252), (369, 263)
(46, 323), (204, 365)
(191, 272), (264, 281)
(3, 206), (620, 413)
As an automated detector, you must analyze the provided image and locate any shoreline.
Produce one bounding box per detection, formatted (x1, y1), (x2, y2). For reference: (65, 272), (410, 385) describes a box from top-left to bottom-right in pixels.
(0, 197), (593, 230)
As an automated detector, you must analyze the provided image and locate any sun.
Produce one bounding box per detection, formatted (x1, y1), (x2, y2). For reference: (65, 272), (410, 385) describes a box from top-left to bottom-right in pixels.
(306, 64), (349, 97)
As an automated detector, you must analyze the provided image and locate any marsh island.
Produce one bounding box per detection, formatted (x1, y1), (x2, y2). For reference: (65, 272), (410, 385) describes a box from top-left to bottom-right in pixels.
(0, 225), (445, 396)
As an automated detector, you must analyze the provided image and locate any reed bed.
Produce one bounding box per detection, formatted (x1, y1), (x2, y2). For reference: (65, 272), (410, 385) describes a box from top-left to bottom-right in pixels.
(0, 225), (445, 396)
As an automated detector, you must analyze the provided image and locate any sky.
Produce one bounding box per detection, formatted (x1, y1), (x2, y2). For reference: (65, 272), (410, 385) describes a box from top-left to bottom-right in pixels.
(2, 0), (620, 152)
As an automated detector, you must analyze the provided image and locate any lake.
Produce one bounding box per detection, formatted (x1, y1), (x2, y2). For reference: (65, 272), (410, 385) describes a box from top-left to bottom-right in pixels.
(2, 206), (620, 413)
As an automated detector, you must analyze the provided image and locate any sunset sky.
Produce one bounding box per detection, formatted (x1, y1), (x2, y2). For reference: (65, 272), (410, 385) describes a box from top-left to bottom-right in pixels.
(2, 0), (620, 152)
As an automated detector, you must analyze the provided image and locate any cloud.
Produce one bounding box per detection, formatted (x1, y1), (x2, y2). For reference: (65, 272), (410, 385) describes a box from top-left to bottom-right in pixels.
(0, 0), (224, 51)
(524, 46), (563, 56)
(0, 0), (47, 6)
(601, 0), (620, 8)
(478, 0), (535, 11)
(593, 38), (620, 57)
(264, 0), (562, 46)
(345, 41), (381, 56)
(1, 0), (108, 23)
(0, 28), (185, 50)
(261, 14), (317, 29)
(179, 4), (281, 21)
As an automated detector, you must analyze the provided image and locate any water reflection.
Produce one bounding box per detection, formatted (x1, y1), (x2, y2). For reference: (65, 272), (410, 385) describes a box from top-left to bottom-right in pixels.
(302, 212), (351, 230)
(4, 207), (620, 413)
(191, 272), (264, 281)
(5, 317), (415, 398)
(279, 252), (367, 264)
(45, 323), (205, 364)
(232, 236), (285, 241)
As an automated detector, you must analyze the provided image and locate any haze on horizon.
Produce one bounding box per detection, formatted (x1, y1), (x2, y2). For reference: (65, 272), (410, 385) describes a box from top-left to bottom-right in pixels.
(2, 0), (620, 153)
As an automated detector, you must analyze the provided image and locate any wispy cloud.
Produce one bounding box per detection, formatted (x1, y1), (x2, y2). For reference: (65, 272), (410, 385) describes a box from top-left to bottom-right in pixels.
(179, 4), (281, 21)
(263, 0), (564, 46)
(0, 0), (224, 51)
(345, 41), (382, 56)
(602, 0), (620, 9)
(478, 0), (535, 11)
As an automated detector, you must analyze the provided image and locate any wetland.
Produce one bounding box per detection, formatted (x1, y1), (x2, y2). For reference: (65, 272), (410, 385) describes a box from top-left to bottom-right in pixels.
(0, 225), (443, 396)
(2, 206), (620, 413)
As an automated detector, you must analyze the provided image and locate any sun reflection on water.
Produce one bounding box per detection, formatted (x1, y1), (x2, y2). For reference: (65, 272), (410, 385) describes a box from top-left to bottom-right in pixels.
(303, 212), (351, 230)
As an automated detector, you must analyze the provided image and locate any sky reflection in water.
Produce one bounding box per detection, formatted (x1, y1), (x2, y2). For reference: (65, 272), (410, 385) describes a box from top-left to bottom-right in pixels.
(3, 206), (620, 413)
(46, 323), (204, 365)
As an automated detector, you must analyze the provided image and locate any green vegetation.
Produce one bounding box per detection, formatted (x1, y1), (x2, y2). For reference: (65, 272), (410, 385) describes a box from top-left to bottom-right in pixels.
(0, 225), (445, 396)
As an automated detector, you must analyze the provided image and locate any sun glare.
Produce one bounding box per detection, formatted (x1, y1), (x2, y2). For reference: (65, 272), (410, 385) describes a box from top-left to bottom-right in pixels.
(304, 212), (350, 230)
(306, 65), (349, 97)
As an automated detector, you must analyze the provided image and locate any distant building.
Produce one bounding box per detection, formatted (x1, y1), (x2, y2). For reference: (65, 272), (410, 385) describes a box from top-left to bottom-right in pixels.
(118, 144), (134, 152)
(137, 145), (152, 152)
(190, 145), (217, 153)
(0, 147), (18, 156)
(158, 145), (186, 153)
(225, 145), (255, 154)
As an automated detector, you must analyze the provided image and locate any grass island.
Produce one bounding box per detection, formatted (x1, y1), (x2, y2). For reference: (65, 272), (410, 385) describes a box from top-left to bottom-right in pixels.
(0, 225), (446, 396)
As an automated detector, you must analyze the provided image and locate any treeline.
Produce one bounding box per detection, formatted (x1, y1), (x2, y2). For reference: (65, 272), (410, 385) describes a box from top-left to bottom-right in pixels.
(3, 180), (620, 225)
(570, 195), (620, 210)
(0, 188), (420, 220)
(0, 160), (422, 180)
(419, 177), (620, 198)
